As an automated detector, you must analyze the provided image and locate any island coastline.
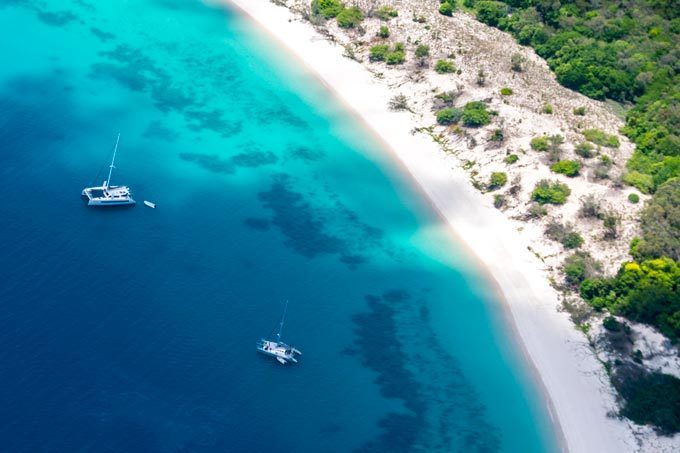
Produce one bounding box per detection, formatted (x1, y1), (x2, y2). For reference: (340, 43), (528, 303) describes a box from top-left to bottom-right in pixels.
(217, 1), (648, 451)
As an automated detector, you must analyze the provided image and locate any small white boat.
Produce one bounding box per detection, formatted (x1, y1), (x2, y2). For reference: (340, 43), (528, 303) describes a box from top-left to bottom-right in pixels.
(81, 134), (135, 207)
(143, 200), (156, 209)
(256, 301), (302, 365)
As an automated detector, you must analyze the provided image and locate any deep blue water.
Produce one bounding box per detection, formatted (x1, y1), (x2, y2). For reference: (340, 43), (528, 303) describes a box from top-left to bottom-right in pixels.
(0, 1), (558, 452)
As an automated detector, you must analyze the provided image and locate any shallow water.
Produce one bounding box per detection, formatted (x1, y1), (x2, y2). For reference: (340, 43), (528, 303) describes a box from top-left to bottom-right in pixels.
(0, 1), (557, 451)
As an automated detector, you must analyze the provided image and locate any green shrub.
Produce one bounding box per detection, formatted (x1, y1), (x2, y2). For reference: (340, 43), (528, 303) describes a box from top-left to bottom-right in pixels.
(475, 1), (508, 27)
(385, 49), (406, 65)
(615, 369), (680, 435)
(434, 59), (456, 74)
(574, 142), (595, 158)
(436, 107), (463, 125)
(573, 106), (587, 116)
(377, 25), (390, 38)
(551, 160), (581, 177)
(462, 101), (490, 127)
(415, 44), (430, 58)
(542, 103), (553, 114)
(505, 154), (519, 164)
(563, 232), (584, 249)
(530, 136), (549, 151)
(369, 44), (389, 61)
(488, 172), (508, 190)
(563, 251), (599, 286)
(493, 194), (505, 209)
(623, 171), (654, 194)
(603, 316), (622, 332)
(584, 129), (620, 148)
(628, 193), (640, 204)
(375, 5), (398, 20)
(500, 87), (513, 96)
(439, 2), (455, 16)
(336, 6), (363, 28)
(489, 129), (504, 142)
(311, 0), (344, 18)
(531, 179), (571, 205)
(632, 179), (680, 261)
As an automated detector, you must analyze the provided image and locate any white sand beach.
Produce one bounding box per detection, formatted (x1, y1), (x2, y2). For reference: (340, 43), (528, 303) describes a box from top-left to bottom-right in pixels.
(219, 1), (671, 451)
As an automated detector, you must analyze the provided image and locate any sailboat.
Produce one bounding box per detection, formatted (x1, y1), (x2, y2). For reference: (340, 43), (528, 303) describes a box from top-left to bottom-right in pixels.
(256, 301), (302, 365)
(81, 134), (136, 207)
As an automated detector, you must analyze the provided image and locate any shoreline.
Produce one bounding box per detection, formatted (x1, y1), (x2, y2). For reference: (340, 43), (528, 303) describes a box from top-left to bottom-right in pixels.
(218, 1), (638, 451)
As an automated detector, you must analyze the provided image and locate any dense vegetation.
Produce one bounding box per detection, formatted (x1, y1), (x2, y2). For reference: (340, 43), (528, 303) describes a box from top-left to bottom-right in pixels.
(465, 0), (679, 194)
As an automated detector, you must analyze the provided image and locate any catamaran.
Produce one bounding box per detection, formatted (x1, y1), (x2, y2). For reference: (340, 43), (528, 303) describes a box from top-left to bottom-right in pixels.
(256, 301), (302, 365)
(82, 134), (135, 207)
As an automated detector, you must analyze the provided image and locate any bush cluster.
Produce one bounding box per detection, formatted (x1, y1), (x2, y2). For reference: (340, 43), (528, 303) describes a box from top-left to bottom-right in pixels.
(531, 179), (571, 205)
(583, 129), (620, 148)
(439, 1), (455, 16)
(488, 172), (507, 190)
(550, 160), (581, 177)
(500, 87), (513, 96)
(434, 59), (456, 74)
(436, 107), (463, 125)
(462, 101), (491, 127)
(369, 42), (405, 65)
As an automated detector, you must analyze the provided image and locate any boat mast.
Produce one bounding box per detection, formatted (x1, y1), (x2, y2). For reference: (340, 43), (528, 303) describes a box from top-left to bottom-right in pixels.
(276, 300), (288, 343)
(105, 133), (120, 189)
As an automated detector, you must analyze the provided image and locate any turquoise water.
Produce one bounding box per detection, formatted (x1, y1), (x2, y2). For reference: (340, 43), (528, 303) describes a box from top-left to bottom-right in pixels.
(0, 1), (558, 451)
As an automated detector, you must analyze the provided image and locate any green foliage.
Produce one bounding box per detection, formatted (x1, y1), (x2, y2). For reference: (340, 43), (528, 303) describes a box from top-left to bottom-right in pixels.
(531, 179), (571, 205)
(633, 179), (680, 262)
(369, 43), (405, 65)
(336, 6), (363, 28)
(505, 154), (519, 164)
(375, 6), (398, 21)
(436, 107), (463, 125)
(439, 2), (455, 16)
(468, 0), (680, 195)
(488, 172), (508, 190)
(580, 258), (680, 340)
(489, 129), (504, 142)
(462, 101), (491, 127)
(493, 194), (506, 209)
(415, 44), (430, 58)
(434, 59), (456, 74)
(574, 142), (595, 158)
(530, 136), (549, 151)
(545, 221), (583, 249)
(614, 369), (680, 435)
(542, 103), (553, 114)
(385, 49), (406, 65)
(311, 0), (343, 19)
(551, 160), (581, 177)
(583, 129), (620, 148)
(573, 106), (587, 116)
(564, 251), (600, 286)
(369, 44), (389, 61)
(500, 87), (513, 96)
(378, 25), (390, 38)
(603, 316), (621, 332)
(475, 1), (508, 27)
(628, 193), (640, 204)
